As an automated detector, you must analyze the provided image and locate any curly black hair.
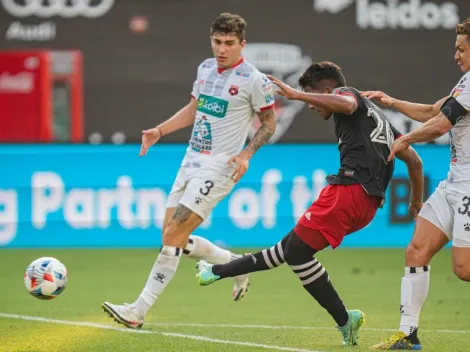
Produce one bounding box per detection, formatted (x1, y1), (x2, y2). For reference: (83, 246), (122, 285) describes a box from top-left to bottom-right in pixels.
(298, 61), (346, 90)
(210, 13), (246, 43)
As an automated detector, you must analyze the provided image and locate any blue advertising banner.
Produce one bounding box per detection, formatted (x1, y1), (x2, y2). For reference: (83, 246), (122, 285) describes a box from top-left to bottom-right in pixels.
(0, 144), (449, 248)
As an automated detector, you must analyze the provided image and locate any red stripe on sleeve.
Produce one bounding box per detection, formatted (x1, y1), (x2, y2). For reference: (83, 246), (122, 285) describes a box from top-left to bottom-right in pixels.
(260, 103), (275, 112)
(336, 92), (358, 105)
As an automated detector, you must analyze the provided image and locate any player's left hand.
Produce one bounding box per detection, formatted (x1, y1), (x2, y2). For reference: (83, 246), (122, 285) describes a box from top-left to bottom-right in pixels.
(267, 75), (300, 100)
(409, 200), (423, 220)
(387, 138), (410, 162)
(228, 151), (250, 183)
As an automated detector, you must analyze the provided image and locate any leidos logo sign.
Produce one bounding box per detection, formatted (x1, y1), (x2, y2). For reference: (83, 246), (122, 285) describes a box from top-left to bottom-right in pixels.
(2, 0), (115, 41)
(313, 0), (459, 30)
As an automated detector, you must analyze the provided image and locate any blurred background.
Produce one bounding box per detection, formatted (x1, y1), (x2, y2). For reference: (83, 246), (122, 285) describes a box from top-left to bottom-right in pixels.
(0, 0), (468, 249)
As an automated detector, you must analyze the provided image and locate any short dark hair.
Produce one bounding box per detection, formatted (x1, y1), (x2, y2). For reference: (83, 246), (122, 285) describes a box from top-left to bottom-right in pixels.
(298, 61), (346, 90)
(210, 13), (246, 43)
(456, 18), (470, 36)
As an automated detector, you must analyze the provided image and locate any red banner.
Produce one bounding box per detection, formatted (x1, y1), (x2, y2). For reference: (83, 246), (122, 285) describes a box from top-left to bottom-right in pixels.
(0, 51), (52, 142)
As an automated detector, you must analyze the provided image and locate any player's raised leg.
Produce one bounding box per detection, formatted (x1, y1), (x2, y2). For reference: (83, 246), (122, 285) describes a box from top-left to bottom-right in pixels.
(370, 216), (448, 350)
(103, 204), (204, 329)
(283, 230), (365, 346)
(196, 229), (364, 346)
(161, 205), (248, 300)
(196, 232), (290, 285)
(184, 234), (249, 301)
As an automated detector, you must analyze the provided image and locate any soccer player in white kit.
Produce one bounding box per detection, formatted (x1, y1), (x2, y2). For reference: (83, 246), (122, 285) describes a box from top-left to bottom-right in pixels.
(102, 13), (277, 329)
(363, 18), (470, 350)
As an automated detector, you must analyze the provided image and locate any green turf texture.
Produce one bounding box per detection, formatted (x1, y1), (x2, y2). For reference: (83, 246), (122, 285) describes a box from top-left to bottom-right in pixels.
(0, 248), (468, 352)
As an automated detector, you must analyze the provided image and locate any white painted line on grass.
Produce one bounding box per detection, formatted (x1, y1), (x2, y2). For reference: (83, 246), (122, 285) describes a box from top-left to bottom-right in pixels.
(146, 322), (470, 335)
(0, 313), (323, 352)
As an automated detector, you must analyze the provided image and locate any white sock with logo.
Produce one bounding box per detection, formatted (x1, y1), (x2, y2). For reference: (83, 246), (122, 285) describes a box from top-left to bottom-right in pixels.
(131, 246), (182, 318)
(399, 266), (430, 336)
(184, 235), (241, 264)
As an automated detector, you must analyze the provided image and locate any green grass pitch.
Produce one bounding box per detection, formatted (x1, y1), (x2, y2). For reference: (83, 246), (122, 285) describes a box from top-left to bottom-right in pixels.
(0, 248), (469, 352)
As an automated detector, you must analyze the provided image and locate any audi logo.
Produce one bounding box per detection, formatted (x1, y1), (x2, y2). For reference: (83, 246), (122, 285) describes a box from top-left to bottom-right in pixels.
(2, 0), (115, 18)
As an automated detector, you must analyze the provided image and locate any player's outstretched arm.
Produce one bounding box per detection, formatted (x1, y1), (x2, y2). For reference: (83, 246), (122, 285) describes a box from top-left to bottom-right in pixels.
(267, 75), (357, 115)
(228, 108), (276, 183)
(361, 90), (447, 123)
(390, 94), (466, 158)
(156, 98), (198, 136)
(395, 146), (424, 219)
(387, 112), (453, 163)
(139, 98), (197, 157)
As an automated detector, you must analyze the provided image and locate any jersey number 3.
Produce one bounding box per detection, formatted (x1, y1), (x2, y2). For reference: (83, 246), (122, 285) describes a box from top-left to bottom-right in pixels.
(458, 196), (470, 216)
(200, 180), (214, 196)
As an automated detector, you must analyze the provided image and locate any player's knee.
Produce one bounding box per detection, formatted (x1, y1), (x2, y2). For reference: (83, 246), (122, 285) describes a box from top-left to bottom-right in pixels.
(162, 220), (187, 247)
(453, 263), (470, 282)
(283, 231), (315, 265)
(452, 258), (470, 281)
(405, 241), (432, 267)
(283, 246), (297, 265)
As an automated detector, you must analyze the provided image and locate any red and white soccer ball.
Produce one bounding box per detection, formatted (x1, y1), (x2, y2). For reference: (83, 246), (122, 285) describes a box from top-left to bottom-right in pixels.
(24, 257), (68, 300)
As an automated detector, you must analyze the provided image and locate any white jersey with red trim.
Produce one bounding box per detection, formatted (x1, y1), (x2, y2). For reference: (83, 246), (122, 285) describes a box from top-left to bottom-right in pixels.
(188, 58), (274, 160)
(447, 72), (470, 182)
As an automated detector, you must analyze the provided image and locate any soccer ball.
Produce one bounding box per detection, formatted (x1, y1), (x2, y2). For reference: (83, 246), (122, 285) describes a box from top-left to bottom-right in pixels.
(24, 257), (68, 300)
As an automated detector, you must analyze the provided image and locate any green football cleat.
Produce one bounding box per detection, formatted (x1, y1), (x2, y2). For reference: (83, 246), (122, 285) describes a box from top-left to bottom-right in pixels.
(337, 309), (365, 346)
(196, 260), (220, 286)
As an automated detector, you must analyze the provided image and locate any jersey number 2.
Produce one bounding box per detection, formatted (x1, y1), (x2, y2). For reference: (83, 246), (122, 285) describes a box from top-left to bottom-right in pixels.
(368, 108), (394, 149)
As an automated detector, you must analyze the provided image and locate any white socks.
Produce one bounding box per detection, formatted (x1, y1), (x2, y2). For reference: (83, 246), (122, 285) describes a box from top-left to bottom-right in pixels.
(184, 235), (241, 264)
(399, 266), (430, 335)
(132, 246), (182, 318)
(131, 236), (240, 319)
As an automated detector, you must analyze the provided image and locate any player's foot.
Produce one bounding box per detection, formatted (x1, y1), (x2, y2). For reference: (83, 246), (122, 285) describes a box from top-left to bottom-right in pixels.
(337, 309), (365, 346)
(102, 301), (144, 329)
(232, 274), (250, 301)
(196, 260), (220, 286)
(369, 330), (422, 350)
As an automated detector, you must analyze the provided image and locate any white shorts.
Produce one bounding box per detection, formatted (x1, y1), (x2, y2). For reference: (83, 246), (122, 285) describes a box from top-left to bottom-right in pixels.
(166, 163), (235, 220)
(419, 180), (470, 248)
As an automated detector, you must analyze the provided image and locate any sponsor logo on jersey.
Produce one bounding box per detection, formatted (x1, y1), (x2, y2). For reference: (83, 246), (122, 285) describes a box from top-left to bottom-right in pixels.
(236, 71), (250, 78)
(191, 116), (213, 154)
(197, 94), (228, 118)
(449, 130), (457, 163)
(452, 88), (463, 98)
(265, 93), (274, 104)
(228, 85), (239, 96)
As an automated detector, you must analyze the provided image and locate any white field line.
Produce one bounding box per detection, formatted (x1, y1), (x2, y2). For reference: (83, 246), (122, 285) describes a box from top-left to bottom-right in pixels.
(146, 322), (470, 334)
(0, 313), (324, 352)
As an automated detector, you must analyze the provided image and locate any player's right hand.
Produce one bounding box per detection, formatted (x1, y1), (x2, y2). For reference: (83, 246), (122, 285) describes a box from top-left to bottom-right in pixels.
(139, 127), (162, 157)
(409, 200), (423, 220)
(228, 152), (250, 183)
(360, 90), (395, 107)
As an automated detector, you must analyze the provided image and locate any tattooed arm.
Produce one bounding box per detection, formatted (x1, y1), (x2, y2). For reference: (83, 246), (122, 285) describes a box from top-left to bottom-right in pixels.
(228, 108), (276, 183)
(244, 108), (277, 157)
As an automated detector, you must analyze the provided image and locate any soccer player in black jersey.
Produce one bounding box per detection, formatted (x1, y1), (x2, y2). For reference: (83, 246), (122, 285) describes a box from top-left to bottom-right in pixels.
(195, 62), (424, 347)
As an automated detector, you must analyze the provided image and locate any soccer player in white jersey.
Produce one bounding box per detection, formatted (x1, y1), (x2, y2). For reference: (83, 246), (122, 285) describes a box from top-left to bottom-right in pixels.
(363, 18), (470, 350)
(102, 13), (277, 329)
